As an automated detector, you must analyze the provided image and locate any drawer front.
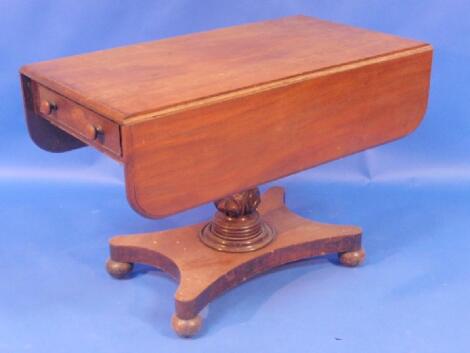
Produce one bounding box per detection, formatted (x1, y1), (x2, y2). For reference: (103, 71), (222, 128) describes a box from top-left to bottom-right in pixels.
(34, 84), (121, 157)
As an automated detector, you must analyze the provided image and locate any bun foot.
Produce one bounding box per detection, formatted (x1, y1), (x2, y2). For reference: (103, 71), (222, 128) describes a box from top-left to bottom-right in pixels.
(338, 248), (365, 267)
(171, 314), (202, 338)
(106, 258), (133, 279)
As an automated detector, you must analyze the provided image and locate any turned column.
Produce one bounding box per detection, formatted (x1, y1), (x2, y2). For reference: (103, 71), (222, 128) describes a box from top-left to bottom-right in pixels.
(199, 187), (275, 252)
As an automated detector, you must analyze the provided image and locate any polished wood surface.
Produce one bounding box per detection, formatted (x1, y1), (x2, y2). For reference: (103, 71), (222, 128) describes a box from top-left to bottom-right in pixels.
(124, 47), (431, 217)
(20, 15), (427, 124)
(108, 187), (364, 337)
(21, 75), (85, 153)
(20, 16), (432, 338)
(21, 15), (432, 218)
(199, 187), (276, 252)
(33, 82), (122, 158)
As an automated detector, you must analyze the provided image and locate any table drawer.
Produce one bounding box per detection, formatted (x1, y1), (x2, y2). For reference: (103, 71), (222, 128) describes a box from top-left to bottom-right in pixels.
(33, 84), (121, 157)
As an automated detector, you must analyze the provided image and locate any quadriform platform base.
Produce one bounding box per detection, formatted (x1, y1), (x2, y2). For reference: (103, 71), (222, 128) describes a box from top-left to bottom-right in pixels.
(106, 187), (364, 337)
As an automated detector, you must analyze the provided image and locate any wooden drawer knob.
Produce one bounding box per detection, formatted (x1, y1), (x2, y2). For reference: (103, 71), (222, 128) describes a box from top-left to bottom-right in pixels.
(84, 124), (103, 140)
(39, 100), (57, 115)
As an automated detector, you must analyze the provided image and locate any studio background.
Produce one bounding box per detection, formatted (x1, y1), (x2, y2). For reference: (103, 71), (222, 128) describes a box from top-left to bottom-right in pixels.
(1, 1), (469, 352)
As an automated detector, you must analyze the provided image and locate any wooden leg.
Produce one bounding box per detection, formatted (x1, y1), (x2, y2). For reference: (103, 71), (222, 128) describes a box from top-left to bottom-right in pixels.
(107, 187), (364, 337)
(106, 259), (133, 279)
(338, 248), (366, 267)
(171, 314), (203, 337)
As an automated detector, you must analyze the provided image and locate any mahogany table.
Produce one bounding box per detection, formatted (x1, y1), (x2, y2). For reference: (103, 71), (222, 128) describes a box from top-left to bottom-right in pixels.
(20, 16), (432, 337)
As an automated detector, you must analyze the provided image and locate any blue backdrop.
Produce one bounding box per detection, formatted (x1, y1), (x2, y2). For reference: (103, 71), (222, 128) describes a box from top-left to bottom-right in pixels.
(1, 1), (469, 352)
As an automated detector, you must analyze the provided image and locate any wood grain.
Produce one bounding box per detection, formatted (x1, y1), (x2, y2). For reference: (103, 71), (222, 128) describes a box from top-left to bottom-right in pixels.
(20, 16), (432, 218)
(109, 187), (363, 335)
(33, 82), (122, 159)
(20, 17), (431, 337)
(124, 46), (432, 218)
(21, 75), (85, 153)
(20, 15), (427, 124)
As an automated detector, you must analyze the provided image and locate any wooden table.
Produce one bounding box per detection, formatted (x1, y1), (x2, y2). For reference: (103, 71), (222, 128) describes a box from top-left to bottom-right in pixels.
(20, 15), (432, 337)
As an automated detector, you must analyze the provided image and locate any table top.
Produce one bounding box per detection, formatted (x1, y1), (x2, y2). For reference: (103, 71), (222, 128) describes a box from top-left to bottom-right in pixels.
(21, 15), (426, 125)
(21, 15), (432, 218)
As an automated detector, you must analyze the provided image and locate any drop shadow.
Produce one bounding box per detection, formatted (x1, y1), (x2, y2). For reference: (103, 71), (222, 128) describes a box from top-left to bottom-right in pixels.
(125, 263), (161, 280)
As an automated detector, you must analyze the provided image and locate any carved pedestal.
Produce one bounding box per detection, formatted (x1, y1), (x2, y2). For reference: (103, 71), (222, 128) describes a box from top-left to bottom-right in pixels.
(107, 187), (365, 337)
